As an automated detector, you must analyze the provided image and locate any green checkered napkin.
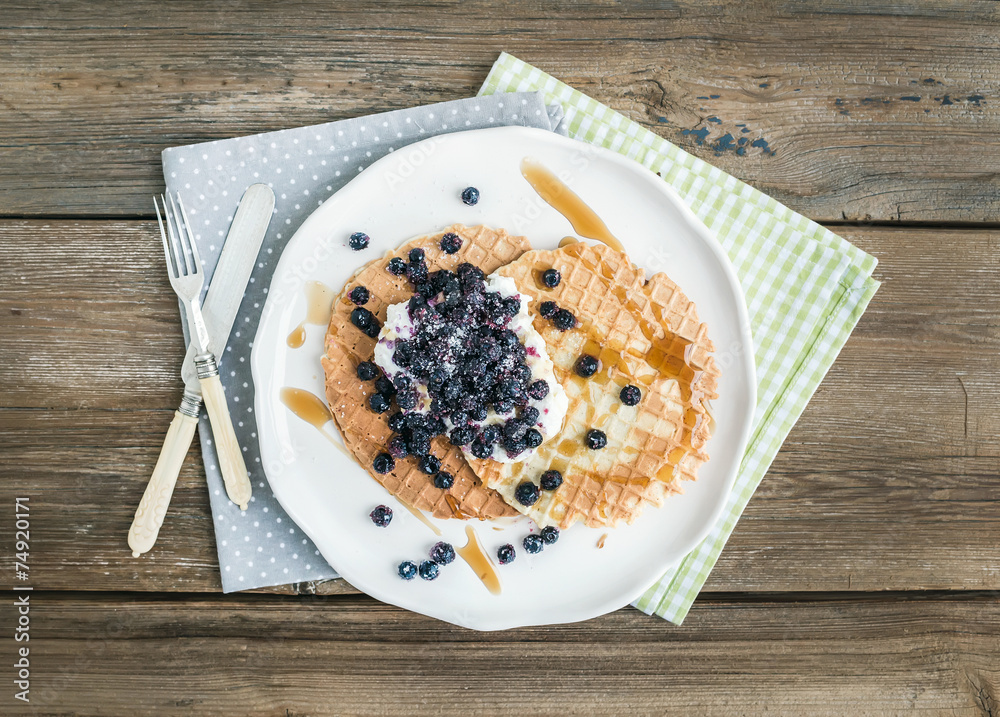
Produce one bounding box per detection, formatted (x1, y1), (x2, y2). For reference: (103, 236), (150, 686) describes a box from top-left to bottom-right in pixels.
(480, 53), (879, 624)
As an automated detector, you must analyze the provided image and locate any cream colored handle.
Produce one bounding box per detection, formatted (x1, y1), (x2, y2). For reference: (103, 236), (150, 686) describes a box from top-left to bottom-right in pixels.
(128, 410), (198, 557)
(199, 371), (252, 510)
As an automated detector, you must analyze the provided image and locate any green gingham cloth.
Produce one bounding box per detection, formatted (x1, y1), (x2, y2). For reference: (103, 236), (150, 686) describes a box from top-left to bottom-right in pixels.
(480, 53), (880, 624)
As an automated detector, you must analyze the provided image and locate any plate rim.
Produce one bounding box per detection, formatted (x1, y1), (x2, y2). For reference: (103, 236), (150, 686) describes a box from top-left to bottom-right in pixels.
(250, 125), (757, 630)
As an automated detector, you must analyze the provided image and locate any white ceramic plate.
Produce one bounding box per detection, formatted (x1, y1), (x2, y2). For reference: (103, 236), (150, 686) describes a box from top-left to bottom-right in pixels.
(251, 127), (755, 630)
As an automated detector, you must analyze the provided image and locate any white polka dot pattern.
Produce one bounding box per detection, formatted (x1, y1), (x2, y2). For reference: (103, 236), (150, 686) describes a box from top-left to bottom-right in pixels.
(161, 92), (566, 593)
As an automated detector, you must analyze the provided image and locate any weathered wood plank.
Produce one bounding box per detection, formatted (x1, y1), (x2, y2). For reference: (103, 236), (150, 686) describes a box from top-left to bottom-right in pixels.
(5, 592), (998, 715)
(1, 1), (1000, 221)
(1, 220), (998, 595)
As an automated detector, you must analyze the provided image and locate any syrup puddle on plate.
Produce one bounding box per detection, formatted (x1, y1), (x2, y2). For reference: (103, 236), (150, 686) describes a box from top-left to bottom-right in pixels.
(520, 157), (624, 253)
(286, 281), (337, 348)
(457, 525), (502, 595)
(279, 386), (352, 459)
(280, 387), (444, 538)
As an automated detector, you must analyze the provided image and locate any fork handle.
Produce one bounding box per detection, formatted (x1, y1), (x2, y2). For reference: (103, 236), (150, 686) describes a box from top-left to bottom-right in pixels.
(128, 398), (199, 557)
(196, 353), (252, 510)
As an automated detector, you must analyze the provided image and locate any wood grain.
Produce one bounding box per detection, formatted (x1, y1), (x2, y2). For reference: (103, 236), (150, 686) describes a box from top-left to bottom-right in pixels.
(4, 592), (998, 715)
(2, 1), (1000, 221)
(2, 220), (998, 594)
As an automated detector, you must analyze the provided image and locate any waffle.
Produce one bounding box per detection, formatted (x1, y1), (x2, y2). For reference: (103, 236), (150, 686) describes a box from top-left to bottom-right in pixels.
(321, 225), (529, 520)
(467, 241), (721, 529)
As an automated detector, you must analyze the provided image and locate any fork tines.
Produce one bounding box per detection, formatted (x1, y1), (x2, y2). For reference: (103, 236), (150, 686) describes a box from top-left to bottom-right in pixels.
(155, 192), (203, 279)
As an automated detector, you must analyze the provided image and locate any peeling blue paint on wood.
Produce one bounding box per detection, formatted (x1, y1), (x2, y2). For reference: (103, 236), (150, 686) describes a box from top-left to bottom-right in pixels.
(681, 127), (711, 145)
(750, 138), (776, 156)
(935, 95), (954, 105)
(759, 82), (769, 88)
(657, 116), (670, 123)
(712, 132), (736, 155)
(968, 94), (985, 106)
(696, 95), (710, 100)
(707, 116), (722, 124)
(900, 96), (921, 102)
(709, 94), (721, 99)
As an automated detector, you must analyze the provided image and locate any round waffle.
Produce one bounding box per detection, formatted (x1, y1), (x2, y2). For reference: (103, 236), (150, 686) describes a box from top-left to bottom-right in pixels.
(321, 225), (529, 520)
(467, 241), (721, 529)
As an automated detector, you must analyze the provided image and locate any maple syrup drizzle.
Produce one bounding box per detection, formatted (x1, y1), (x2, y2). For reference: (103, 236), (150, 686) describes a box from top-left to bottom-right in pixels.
(558, 236), (579, 248)
(597, 533), (608, 549)
(457, 525), (502, 595)
(279, 387), (351, 458)
(520, 158), (625, 253)
(286, 280), (337, 348)
(402, 502), (443, 536)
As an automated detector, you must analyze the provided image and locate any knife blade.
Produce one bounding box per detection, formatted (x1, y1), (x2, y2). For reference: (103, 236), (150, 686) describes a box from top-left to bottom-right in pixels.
(181, 183), (275, 393)
(129, 183), (275, 557)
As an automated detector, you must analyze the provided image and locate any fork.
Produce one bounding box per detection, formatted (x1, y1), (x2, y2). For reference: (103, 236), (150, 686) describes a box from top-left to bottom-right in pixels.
(155, 193), (252, 511)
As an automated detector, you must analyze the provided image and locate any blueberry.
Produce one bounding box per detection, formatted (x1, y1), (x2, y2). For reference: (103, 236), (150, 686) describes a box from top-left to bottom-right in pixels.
(493, 398), (514, 415)
(393, 342), (413, 367)
(387, 257), (408, 276)
(408, 247), (426, 264)
(620, 385), (642, 406)
(440, 232), (463, 254)
(497, 544), (516, 565)
(407, 429), (431, 457)
(520, 406), (540, 424)
(514, 481), (540, 506)
(504, 436), (527, 458)
(387, 412), (406, 432)
(540, 526), (559, 545)
(586, 429), (607, 450)
(350, 307), (374, 330)
(392, 374), (412, 392)
(349, 286), (370, 305)
(398, 561), (418, 580)
(406, 261), (429, 284)
(368, 393), (391, 414)
(502, 296), (521, 317)
(349, 232), (370, 251)
(418, 560), (440, 580)
(515, 364), (533, 384)
(480, 424), (501, 445)
(356, 361), (378, 381)
(374, 376), (396, 397)
(449, 426), (475, 446)
(363, 320), (382, 339)
(395, 389), (417, 411)
(522, 534), (544, 554)
(470, 440), (493, 459)
(542, 268), (561, 288)
(539, 300), (558, 318)
(527, 380), (549, 400)
(419, 454), (441, 475)
(387, 435), (409, 460)
(503, 418), (527, 441)
(415, 281), (435, 298)
(540, 470), (563, 491)
(430, 541), (456, 565)
(470, 404), (488, 422)
(461, 186), (480, 205)
(524, 428), (543, 448)
(433, 471), (455, 489)
(575, 354), (600, 378)
(369, 504), (393, 527)
(552, 308), (577, 331)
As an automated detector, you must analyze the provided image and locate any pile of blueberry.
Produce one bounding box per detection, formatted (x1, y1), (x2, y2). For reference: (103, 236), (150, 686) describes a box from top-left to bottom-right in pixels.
(398, 540), (457, 582)
(354, 247), (553, 473)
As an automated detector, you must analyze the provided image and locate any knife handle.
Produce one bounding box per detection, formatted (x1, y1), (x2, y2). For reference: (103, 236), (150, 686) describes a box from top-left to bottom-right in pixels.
(128, 397), (200, 557)
(196, 353), (252, 510)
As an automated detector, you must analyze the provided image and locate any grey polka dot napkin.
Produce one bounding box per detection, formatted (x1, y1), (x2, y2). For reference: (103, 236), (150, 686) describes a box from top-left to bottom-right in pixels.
(161, 92), (566, 592)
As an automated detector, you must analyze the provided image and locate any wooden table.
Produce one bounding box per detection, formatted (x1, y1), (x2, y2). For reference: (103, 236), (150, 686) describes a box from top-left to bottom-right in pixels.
(3, 2), (998, 714)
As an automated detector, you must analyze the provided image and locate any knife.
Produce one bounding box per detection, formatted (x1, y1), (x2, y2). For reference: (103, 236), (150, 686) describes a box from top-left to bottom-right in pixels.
(129, 183), (275, 557)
